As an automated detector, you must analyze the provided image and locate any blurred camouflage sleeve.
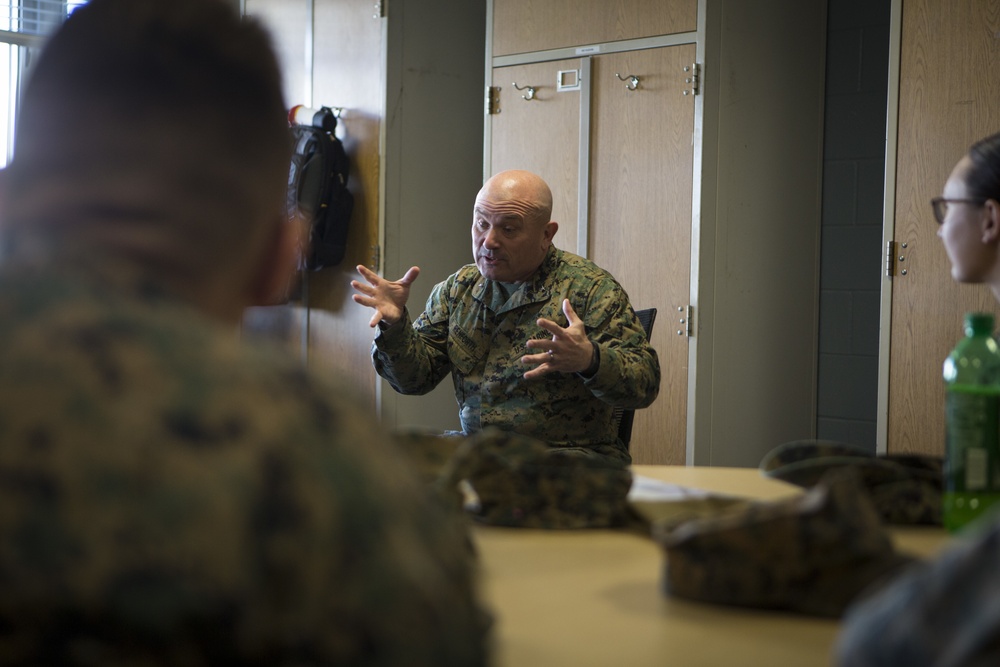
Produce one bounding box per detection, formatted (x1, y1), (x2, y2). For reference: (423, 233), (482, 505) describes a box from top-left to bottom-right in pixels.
(835, 519), (1000, 667)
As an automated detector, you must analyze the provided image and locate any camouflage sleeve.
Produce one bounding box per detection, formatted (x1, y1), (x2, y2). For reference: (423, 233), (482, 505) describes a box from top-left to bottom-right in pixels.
(834, 519), (1000, 667)
(578, 278), (661, 409)
(371, 280), (454, 395)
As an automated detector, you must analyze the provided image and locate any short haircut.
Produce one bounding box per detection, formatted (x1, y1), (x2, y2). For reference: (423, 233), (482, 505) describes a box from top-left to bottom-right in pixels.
(19, 0), (284, 145)
(2, 0), (290, 287)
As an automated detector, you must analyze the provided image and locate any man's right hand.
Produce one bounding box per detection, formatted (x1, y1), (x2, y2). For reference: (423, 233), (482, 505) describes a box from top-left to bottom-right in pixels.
(351, 265), (421, 328)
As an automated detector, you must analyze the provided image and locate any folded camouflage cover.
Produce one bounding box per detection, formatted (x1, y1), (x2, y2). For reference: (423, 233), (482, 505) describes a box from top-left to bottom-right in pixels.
(657, 468), (915, 617)
(760, 439), (943, 526)
(432, 428), (637, 529)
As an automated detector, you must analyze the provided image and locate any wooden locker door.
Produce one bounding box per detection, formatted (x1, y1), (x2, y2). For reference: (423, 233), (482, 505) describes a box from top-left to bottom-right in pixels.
(888, 0), (1000, 456)
(490, 59), (582, 255)
(590, 45), (695, 464)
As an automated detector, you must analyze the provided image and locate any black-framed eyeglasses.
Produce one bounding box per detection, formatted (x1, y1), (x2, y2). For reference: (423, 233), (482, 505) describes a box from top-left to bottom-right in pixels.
(931, 196), (987, 224)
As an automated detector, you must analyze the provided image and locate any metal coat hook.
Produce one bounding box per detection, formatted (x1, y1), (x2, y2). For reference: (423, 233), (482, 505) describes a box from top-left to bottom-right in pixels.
(512, 81), (536, 100)
(615, 72), (640, 90)
(289, 104), (345, 131)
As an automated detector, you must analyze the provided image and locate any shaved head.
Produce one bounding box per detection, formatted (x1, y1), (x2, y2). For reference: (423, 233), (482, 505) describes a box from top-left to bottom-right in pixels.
(476, 170), (553, 229)
(472, 170), (558, 282)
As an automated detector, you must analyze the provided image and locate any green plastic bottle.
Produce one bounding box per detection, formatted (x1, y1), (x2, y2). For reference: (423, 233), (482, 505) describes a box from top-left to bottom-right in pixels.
(943, 312), (1000, 532)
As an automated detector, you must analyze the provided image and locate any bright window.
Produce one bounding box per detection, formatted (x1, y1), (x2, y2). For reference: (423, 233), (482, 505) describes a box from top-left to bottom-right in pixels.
(0, 1), (87, 166)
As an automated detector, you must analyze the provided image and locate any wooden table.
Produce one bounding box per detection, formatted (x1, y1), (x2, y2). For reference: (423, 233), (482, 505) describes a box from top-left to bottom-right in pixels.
(473, 465), (951, 667)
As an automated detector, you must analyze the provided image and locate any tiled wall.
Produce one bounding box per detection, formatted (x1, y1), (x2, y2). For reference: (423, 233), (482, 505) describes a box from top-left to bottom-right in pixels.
(816, 0), (890, 451)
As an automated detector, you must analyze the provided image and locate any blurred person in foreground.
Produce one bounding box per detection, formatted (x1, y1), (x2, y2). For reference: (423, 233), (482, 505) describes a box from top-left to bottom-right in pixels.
(835, 132), (1000, 667)
(352, 169), (660, 464)
(0, 0), (488, 664)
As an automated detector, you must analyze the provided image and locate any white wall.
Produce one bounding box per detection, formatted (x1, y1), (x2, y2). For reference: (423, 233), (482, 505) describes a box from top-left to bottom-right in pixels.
(379, 0), (487, 433)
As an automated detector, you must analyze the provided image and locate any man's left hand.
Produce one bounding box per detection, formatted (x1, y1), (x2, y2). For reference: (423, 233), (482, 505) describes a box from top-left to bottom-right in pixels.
(522, 299), (597, 378)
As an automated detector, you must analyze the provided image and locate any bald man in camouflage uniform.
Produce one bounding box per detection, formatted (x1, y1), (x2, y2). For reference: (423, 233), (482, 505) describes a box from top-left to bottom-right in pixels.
(0, 1), (488, 664)
(353, 170), (660, 463)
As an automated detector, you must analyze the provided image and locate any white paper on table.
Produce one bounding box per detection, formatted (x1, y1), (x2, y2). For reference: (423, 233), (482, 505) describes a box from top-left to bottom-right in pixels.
(627, 474), (726, 502)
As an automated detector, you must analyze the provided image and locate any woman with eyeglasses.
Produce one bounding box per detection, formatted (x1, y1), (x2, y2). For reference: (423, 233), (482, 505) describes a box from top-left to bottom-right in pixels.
(934, 132), (1000, 290)
(834, 132), (1000, 666)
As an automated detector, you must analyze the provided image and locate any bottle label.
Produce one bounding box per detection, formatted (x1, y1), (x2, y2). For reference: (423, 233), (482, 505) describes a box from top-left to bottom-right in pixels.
(966, 447), (989, 490)
(945, 389), (1000, 493)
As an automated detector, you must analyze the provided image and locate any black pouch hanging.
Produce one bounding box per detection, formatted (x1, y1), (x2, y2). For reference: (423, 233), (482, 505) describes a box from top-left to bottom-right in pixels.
(287, 106), (354, 271)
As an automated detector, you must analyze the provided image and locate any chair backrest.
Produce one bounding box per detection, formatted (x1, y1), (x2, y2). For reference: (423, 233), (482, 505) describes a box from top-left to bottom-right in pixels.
(610, 307), (657, 451)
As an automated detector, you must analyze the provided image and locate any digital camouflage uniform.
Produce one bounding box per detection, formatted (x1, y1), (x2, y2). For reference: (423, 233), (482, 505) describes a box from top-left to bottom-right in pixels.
(373, 247), (660, 462)
(0, 264), (489, 666)
(835, 515), (1000, 667)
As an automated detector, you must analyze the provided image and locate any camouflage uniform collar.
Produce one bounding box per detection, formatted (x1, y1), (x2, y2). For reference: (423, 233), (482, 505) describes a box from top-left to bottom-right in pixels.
(0, 254), (176, 308)
(471, 247), (557, 315)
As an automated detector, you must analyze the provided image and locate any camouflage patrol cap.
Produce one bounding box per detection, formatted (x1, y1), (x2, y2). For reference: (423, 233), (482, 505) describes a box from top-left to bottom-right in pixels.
(760, 439), (943, 525)
(656, 467), (914, 617)
(434, 427), (636, 529)
(391, 429), (466, 485)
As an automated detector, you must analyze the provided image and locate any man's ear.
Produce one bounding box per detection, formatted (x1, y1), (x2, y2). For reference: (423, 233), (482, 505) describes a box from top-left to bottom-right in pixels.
(543, 220), (558, 246)
(983, 199), (1000, 244)
(249, 215), (302, 306)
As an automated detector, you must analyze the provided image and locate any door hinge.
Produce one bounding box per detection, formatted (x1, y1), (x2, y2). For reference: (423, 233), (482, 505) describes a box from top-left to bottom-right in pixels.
(370, 244), (381, 273)
(682, 63), (701, 96)
(676, 305), (694, 337)
(373, 0), (385, 19)
(886, 240), (909, 277)
(486, 86), (501, 115)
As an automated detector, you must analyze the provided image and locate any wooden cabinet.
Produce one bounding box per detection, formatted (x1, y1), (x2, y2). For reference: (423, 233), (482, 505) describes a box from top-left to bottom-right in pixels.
(587, 45), (695, 466)
(491, 0), (697, 57)
(487, 0), (828, 465)
(882, 0), (1000, 456)
(489, 58), (583, 253)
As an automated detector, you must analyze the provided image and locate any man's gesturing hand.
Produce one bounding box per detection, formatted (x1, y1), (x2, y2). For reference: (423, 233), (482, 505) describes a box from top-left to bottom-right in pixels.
(351, 265), (420, 328)
(522, 299), (597, 378)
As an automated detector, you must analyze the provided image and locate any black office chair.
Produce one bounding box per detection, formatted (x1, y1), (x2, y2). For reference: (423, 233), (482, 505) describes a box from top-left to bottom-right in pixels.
(610, 307), (657, 451)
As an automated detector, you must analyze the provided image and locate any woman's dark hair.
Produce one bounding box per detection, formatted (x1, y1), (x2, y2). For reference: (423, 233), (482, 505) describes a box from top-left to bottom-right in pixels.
(966, 132), (1000, 201)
